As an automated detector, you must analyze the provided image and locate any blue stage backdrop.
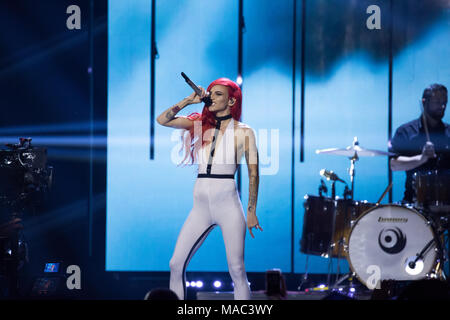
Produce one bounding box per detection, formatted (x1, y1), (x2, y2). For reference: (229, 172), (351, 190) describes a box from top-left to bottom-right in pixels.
(107, 0), (449, 273)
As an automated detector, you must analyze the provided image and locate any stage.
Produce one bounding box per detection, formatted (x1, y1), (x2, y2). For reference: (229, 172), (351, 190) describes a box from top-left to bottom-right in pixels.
(0, 0), (449, 304)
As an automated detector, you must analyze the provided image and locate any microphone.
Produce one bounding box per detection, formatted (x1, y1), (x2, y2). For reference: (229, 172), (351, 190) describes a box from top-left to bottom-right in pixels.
(181, 72), (212, 106)
(320, 169), (346, 184)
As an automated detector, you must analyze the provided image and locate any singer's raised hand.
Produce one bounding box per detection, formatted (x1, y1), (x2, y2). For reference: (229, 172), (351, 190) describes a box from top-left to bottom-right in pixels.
(186, 86), (206, 104)
(156, 87), (206, 129)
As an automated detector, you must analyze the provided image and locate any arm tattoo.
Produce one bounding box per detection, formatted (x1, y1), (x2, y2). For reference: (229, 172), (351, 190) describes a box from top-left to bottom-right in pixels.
(243, 130), (259, 212)
(248, 174), (259, 212)
(165, 105), (181, 121)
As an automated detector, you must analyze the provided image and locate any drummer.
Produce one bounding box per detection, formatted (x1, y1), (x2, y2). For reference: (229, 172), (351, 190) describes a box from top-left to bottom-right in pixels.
(389, 83), (449, 203)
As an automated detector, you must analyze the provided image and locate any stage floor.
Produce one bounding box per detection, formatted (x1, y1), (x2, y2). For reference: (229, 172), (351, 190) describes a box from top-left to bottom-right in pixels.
(197, 289), (373, 300)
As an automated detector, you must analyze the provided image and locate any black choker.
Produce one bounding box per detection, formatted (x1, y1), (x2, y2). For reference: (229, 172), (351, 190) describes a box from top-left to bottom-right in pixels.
(214, 114), (232, 121)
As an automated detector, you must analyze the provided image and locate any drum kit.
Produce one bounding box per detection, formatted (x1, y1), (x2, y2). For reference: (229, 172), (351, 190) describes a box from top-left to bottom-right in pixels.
(300, 137), (450, 291)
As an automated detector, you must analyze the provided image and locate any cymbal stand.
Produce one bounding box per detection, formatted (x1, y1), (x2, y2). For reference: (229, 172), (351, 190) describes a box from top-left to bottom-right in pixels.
(335, 225), (346, 284)
(326, 182), (337, 287)
(333, 215), (356, 292)
(330, 141), (360, 288)
(349, 153), (358, 201)
(331, 141), (359, 287)
(348, 136), (360, 200)
(332, 203), (354, 290)
(298, 255), (310, 291)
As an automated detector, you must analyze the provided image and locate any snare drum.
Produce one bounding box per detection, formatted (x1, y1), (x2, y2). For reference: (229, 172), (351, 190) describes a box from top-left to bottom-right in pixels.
(347, 205), (438, 290)
(413, 170), (450, 213)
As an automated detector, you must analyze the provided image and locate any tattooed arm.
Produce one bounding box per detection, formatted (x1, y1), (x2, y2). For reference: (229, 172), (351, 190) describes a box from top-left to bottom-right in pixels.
(156, 87), (206, 129)
(243, 127), (262, 238)
(156, 101), (191, 129)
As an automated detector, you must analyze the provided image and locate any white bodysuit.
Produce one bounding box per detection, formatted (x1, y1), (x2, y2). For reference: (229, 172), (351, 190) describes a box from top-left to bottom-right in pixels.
(169, 115), (250, 300)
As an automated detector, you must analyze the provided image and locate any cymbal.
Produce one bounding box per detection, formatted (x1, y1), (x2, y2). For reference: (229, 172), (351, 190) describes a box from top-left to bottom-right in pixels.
(316, 145), (395, 157)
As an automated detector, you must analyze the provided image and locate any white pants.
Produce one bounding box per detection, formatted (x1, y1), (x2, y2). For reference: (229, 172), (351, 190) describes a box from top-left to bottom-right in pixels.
(169, 178), (250, 300)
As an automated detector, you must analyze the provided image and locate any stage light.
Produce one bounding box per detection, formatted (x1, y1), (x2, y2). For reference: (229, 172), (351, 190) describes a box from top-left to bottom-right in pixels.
(186, 281), (190, 287)
(196, 281), (203, 288)
(349, 287), (356, 293)
(213, 281), (222, 288)
(236, 75), (243, 85)
(190, 281), (196, 287)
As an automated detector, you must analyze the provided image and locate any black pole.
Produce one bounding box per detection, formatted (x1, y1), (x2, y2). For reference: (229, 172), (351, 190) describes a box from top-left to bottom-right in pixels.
(88, 0), (94, 257)
(388, 0), (393, 202)
(291, 0), (297, 274)
(237, 0), (244, 195)
(150, 0), (156, 160)
(300, 0), (306, 163)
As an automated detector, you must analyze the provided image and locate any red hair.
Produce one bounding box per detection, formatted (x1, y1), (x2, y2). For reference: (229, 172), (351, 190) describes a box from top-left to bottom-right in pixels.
(180, 78), (242, 165)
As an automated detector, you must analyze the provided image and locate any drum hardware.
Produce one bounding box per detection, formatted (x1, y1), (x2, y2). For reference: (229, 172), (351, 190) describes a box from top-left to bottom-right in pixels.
(332, 271), (356, 288)
(332, 237), (346, 286)
(318, 168), (351, 285)
(349, 154), (356, 200)
(318, 179), (328, 197)
(315, 137), (395, 158)
(324, 193), (444, 291)
(376, 182), (393, 205)
(343, 185), (352, 200)
(305, 137), (444, 289)
(338, 180), (392, 287)
(312, 139), (403, 290)
(320, 168), (347, 199)
(300, 194), (377, 289)
(335, 180), (391, 287)
(321, 170), (344, 285)
(347, 205), (445, 290)
(298, 255), (310, 291)
(316, 137), (396, 201)
(303, 136), (448, 292)
(301, 195), (360, 257)
(408, 216), (449, 279)
(413, 170), (450, 214)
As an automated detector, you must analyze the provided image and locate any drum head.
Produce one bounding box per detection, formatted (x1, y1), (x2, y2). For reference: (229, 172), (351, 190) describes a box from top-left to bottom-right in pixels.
(348, 205), (437, 289)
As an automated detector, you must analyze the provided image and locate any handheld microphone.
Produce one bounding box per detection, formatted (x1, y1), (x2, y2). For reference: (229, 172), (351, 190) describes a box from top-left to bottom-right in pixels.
(181, 72), (212, 106)
(320, 169), (347, 184)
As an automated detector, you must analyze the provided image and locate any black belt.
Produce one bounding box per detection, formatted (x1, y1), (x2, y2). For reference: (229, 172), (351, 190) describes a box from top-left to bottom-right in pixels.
(198, 173), (234, 179)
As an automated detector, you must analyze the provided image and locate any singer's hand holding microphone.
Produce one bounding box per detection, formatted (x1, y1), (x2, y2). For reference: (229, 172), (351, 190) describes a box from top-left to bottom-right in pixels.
(181, 72), (213, 107)
(156, 73), (212, 129)
(185, 86), (207, 105)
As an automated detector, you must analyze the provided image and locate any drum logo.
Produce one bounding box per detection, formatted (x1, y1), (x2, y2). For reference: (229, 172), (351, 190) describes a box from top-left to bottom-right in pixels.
(378, 228), (407, 254)
(378, 217), (408, 223)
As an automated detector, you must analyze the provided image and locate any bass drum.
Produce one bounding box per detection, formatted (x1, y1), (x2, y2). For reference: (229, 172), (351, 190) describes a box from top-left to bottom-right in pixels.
(347, 205), (438, 289)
